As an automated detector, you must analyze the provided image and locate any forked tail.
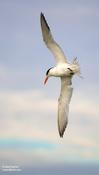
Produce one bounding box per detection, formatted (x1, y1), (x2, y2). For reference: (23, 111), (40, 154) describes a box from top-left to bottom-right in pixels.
(71, 57), (82, 77)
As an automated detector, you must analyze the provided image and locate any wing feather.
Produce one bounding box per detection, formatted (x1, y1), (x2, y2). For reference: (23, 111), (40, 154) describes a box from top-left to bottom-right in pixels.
(40, 13), (67, 64)
(58, 77), (73, 137)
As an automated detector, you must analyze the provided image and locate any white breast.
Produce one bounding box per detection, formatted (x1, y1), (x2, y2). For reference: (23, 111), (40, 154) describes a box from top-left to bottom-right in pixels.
(50, 63), (71, 77)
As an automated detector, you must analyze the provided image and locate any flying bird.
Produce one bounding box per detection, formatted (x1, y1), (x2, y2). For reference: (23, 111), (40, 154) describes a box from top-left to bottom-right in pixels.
(40, 12), (80, 137)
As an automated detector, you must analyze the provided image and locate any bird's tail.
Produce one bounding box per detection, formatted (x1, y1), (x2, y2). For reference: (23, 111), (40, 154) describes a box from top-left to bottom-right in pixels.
(71, 57), (82, 77)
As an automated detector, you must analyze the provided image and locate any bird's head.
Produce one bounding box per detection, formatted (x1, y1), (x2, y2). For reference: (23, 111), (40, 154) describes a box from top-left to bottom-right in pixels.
(44, 67), (53, 85)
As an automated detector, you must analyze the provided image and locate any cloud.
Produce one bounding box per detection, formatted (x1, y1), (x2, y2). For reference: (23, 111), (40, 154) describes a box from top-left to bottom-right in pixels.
(0, 87), (98, 138)
(0, 88), (99, 165)
(0, 89), (58, 140)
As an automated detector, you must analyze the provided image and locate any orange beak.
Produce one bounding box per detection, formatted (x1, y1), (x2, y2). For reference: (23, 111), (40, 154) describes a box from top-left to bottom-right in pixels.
(44, 76), (49, 85)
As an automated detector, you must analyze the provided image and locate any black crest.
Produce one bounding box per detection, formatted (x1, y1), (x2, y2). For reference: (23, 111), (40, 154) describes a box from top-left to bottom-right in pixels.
(46, 67), (53, 75)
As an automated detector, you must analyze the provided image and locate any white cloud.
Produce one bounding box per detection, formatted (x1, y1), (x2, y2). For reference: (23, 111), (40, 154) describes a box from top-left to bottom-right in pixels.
(0, 89), (58, 140)
(0, 88), (98, 152)
(0, 88), (99, 138)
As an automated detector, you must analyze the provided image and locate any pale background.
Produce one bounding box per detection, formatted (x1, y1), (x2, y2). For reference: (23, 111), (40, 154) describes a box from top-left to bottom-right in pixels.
(0, 0), (99, 174)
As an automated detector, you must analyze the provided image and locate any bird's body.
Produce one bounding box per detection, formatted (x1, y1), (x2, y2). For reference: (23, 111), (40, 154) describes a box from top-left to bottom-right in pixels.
(40, 12), (80, 137)
(47, 64), (70, 77)
(47, 62), (79, 77)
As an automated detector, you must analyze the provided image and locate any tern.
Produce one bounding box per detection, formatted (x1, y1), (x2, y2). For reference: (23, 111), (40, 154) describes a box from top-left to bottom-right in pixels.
(40, 13), (81, 137)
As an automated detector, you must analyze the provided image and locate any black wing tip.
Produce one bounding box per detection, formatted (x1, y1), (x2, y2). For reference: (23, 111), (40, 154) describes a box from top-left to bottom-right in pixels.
(60, 134), (64, 138)
(58, 122), (68, 138)
(40, 12), (45, 21)
(59, 131), (64, 138)
(40, 12), (44, 17)
(58, 127), (65, 137)
(40, 12), (50, 31)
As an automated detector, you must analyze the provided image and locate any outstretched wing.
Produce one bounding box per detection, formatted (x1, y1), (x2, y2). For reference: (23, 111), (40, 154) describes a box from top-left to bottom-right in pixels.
(58, 77), (73, 137)
(40, 13), (67, 64)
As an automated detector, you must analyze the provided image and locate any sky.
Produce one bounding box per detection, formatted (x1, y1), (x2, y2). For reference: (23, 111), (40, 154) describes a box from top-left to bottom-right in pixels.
(0, 0), (99, 174)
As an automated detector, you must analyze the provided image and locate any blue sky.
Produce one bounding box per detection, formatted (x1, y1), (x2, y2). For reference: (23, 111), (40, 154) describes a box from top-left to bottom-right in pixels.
(0, 0), (99, 174)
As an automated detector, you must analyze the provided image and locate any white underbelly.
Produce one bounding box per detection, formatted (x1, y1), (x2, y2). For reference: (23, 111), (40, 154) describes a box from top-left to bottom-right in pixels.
(52, 64), (71, 77)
